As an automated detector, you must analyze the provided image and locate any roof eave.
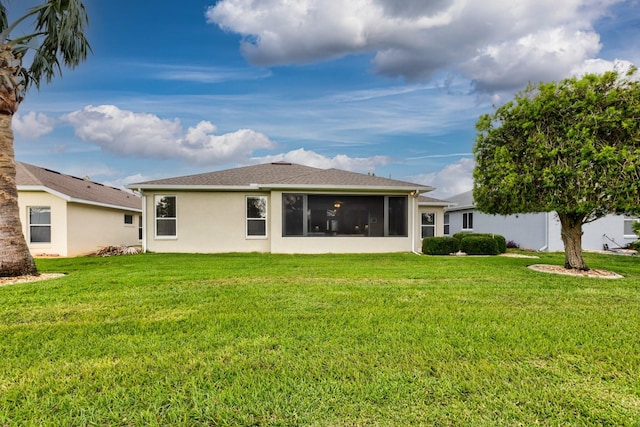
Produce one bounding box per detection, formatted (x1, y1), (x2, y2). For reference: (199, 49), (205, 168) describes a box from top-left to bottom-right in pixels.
(128, 183), (434, 193)
(19, 185), (142, 212)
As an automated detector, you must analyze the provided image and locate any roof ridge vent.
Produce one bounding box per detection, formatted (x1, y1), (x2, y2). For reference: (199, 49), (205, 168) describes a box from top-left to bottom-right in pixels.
(271, 161), (292, 166)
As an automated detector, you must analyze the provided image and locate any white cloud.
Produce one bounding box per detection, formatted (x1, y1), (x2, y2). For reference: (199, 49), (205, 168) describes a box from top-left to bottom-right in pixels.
(252, 148), (391, 173)
(410, 157), (475, 198)
(570, 58), (637, 77)
(62, 105), (276, 166)
(206, 0), (629, 92)
(13, 112), (55, 139)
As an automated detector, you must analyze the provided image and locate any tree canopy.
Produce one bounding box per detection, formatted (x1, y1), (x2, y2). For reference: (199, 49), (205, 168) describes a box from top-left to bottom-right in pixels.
(473, 69), (640, 269)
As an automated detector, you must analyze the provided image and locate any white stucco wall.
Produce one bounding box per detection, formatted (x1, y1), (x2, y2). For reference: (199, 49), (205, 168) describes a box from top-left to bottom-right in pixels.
(66, 203), (141, 256)
(447, 208), (637, 252)
(18, 191), (68, 257)
(143, 190), (421, 254)
(143, 191), (271, 253)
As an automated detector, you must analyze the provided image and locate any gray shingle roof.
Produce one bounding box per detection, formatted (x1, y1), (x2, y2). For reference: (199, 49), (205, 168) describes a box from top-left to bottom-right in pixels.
(17, 162), (142, 211)
(129, 162), (433, 191)
(444, 190), (475, 211)
(418, 195), (453, 206)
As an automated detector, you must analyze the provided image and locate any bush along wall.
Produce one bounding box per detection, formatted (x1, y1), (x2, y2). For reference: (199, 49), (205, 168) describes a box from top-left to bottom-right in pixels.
(453, 232), (507, 254)
(460, 235), (500, 255)
(422, 237), (459, 255)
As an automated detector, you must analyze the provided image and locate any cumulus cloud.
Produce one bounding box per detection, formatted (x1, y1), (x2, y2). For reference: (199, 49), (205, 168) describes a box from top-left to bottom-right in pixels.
(570, 58), (637, 77)
(13, 112), (55, 139)
(253, 148), (391, 173)
(410, 157), (475, 198)
(62, 105), (276, 166)
(206, 0), (628, 92)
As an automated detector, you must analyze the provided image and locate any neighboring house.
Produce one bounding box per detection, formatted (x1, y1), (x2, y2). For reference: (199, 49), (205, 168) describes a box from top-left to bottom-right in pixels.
(445, 190), (638, 251)
(128, 162), (441, 254)
(17, 162), (142, 257)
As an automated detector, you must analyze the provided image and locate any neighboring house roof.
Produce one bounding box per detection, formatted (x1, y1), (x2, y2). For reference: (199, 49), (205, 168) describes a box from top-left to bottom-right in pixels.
(128, 162), (434, 192)
(444, 190), (475, 212)
(16, 162), (142, 211)
(418, 195), (453, 207)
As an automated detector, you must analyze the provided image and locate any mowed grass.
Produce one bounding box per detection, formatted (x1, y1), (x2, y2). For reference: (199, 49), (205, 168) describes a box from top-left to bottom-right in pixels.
(1, 252), (639, 426)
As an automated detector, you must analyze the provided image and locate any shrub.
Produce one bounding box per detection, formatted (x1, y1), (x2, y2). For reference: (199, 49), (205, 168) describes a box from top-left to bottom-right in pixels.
(422, 237), (459, 255)
(460, 236), (500, 255)
(633, 220), (640, 236)
(454, 232), (507, 253)
(506, 240), (520, 249)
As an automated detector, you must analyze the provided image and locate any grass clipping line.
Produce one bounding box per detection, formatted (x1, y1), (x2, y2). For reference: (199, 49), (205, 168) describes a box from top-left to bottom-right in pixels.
(528, 264), (623, 279)
(0, 273), (65, 286)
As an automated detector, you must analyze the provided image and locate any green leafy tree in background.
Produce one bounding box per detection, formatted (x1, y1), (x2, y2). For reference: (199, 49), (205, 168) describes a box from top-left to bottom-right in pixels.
(474, 70), (640, 270)
(0, 0), (90, 277)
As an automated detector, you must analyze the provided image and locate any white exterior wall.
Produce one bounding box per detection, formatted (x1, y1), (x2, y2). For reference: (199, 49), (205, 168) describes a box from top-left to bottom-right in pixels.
(547, 213), (637, 252)
(18, 191), (68, 257)
(447, 208), (637, 252)
(143, 190), (421, 254)
(66, 203), (141, 256)
(143, 191), (271, 253)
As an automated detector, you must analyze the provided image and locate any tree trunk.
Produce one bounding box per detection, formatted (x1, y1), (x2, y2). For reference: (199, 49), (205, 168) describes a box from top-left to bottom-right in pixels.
(0, 113), (37, 277)
(558, 213), (588, 271)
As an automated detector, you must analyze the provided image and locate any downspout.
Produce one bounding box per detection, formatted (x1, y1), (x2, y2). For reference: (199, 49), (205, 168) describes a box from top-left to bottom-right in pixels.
(538, 212), (548, 252)
(411, 191), (421, 255)
(138, 190), (147, 253)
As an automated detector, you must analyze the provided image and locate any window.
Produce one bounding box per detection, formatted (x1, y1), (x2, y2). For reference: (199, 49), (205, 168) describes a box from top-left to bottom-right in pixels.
(444, 213), (450, 235)
(247, 196), (267, 237)
(282, 194), (408, 237)
(624, 216), (638, 236)
(462, 212), (473, 230)
(155, 195), (177, 237)
(421, 212), (436, 238)
(124, 214), (133, 224)
(29, 207), (51, 243)
(138, 215), (143, 240)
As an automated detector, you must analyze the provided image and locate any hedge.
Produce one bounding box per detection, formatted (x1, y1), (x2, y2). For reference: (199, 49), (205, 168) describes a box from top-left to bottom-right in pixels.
(453, 232), (506, 253)
(459, 235), (500, 255)
(422, 236), (459, 255)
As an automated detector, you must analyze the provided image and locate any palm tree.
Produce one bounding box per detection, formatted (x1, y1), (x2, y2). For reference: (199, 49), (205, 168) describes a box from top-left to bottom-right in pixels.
(0, 0), (90, 277)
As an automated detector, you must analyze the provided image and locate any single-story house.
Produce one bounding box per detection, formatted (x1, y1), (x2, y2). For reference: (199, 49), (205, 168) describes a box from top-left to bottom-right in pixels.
(445, 190), (638, 251)
(127, 162), (450, 254)
(17, 162), (142, 257)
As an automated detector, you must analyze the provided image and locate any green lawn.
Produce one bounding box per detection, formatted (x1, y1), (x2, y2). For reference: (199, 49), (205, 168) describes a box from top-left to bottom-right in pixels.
(1, 252), (639, 426)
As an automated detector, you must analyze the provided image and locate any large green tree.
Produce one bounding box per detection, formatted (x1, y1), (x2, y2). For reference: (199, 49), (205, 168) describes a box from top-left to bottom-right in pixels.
(473, 70), (640, 270)
(0, 0), (90, 277)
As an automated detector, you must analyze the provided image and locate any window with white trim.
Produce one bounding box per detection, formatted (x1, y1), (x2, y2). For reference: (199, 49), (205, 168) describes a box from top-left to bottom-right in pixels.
(155, 195), (177, 237)
(29, 206), (51, 243)
(443, 213), (450, 235)
(462, 212), (473, 231)
(247, 196), (267, 238)
(124, 214), (133, 224)
(421, 212), (436, 238)
(624, 215), (638, 236)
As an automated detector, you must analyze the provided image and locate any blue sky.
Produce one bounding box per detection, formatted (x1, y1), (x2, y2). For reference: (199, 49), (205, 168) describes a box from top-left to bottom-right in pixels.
(10, 0), (640, 197)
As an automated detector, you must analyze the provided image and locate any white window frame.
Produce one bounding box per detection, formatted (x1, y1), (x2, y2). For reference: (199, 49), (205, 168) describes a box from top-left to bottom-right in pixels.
(124, 214), (134, 225)
(246, 196), (268, 239)
(421, 212), (436, 238)
(624, 215), (638, 237)
(462, 212), (474, 231)
(154, 195), (177, 239)
(28, 206), (51, 244)
(443, 213), (450, 235)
